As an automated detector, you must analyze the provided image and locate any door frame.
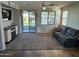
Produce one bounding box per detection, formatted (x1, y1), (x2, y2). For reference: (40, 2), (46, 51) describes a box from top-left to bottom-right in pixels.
(22, 10), (37, 33)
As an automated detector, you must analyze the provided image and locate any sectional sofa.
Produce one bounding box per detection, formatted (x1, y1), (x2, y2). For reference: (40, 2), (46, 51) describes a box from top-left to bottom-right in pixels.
(54, 25), (79, 47)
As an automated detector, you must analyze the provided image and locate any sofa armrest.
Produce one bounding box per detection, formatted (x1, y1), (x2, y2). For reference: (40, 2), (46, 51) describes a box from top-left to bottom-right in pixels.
(75, 34), (79, 40)
(55, 27), (61, 32)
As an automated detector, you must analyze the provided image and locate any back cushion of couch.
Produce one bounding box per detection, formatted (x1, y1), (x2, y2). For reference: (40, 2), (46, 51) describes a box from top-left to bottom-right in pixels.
(61, 26), (68, 34)
(66, 28), (78, 37)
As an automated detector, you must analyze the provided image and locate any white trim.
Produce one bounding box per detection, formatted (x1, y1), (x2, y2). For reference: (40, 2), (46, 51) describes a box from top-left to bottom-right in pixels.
(0, 2), (6, 50)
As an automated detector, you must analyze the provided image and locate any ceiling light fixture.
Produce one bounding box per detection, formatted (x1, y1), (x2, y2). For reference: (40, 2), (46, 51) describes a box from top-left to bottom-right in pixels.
(41, 1), (47, 10)
(42, 6), (46, 10)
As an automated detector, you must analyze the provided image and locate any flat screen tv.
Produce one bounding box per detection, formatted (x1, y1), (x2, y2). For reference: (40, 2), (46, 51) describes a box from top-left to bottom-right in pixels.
(2, 8), (12, 21)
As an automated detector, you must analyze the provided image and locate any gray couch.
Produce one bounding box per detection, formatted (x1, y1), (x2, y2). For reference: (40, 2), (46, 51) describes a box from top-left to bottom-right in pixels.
(54, 26), (79, 47)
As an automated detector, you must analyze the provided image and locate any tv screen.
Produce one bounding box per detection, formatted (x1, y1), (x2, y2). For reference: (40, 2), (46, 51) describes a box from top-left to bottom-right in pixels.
(2, 8), (12, 21)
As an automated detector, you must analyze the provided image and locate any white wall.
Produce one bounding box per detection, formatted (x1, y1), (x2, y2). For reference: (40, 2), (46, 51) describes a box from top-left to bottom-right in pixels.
(62, 2), (79, 30)
(13, 9), (20, 33)
(55, 7), (61, 27)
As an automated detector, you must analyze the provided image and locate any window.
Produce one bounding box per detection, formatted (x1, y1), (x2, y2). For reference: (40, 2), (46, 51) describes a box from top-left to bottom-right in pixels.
(41, 11), (55, 25)
(62, 10), (68, 25)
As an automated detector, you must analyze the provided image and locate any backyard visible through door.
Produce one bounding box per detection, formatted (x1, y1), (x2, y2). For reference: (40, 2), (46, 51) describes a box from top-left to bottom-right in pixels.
(22, 10), (36, 32)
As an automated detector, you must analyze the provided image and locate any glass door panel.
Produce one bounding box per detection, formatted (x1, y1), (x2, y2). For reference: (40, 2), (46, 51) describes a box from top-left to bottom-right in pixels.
(23, 11), (29, 32)
(29, 11), (36, 32)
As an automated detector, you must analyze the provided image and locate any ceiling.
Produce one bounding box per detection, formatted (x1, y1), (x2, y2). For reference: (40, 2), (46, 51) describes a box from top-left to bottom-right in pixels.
(13, 1), (75, 9)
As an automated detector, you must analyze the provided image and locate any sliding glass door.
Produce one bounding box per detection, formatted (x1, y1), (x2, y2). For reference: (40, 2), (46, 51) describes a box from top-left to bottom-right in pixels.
(22, 10), (36, 32)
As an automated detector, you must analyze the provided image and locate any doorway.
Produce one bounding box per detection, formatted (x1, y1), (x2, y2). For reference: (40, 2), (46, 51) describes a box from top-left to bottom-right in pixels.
(22, 10), (36, 32)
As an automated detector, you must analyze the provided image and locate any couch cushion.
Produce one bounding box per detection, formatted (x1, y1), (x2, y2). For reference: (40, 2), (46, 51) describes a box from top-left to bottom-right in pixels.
(66, 28), (78, 37)
(55, 32), (75, 41)
(65, 33), (75, 39)
(61, 26), (68, 34)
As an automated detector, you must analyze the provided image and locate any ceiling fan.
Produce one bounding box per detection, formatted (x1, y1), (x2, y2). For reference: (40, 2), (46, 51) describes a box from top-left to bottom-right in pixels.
(41, 1), (57, 10)
(41, 1), (56, 7)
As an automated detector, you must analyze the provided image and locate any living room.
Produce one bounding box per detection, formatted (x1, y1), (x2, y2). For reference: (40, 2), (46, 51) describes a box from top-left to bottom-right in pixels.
(0, 1), (79, 57)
